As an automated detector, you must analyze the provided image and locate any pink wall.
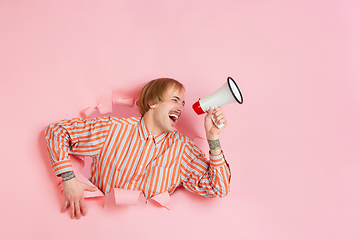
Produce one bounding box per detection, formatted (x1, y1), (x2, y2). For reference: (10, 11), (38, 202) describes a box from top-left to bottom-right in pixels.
(1, 0), (359, 239)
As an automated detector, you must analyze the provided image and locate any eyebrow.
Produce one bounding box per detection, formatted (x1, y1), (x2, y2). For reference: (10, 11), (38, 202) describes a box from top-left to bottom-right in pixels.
(172, 96), (186, 105)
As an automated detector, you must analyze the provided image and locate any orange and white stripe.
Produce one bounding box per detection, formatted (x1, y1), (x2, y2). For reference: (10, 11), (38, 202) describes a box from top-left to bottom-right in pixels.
(45, 116), (231, 199)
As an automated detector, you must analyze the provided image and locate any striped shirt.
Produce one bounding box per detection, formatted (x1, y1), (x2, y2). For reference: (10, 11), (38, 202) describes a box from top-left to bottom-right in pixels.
(45, 116), (231, 199)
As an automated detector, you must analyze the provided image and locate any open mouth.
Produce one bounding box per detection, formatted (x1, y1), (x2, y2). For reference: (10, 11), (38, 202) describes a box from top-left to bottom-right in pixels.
(169, 112), (180, 124)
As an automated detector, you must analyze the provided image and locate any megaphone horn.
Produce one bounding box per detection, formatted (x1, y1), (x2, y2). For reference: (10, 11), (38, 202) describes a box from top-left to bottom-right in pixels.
(192, 77), (243, 128)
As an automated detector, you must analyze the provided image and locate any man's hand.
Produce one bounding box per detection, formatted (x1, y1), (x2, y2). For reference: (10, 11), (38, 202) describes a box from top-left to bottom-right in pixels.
(205, 107), (227, 155)
(204, 107), (227, 140)
(62, 177), (98, 219)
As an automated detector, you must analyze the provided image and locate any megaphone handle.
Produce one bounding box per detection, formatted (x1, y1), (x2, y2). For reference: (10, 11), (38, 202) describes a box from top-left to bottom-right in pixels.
(209, 106), (225, 129)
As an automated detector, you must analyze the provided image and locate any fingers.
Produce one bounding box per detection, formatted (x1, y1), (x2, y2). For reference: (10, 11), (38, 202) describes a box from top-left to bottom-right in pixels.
(70, 201), (75, 219)
(74, 201), (81, 220)
(65, 199), (85, 219)
(212, 107), (227, 127)
(84, 184), (98, 192)
(61, 200), (69, 213)
(62, 193), (88, 219)
(62, 198), (82, 220)
(205, 107), (214, 119)
(79, 199), (87, 217)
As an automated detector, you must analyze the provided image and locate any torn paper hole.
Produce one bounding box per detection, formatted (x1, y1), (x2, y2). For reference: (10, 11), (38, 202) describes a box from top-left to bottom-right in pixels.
(114, 189), (143, 205)
(96, 95), (113, 115)
(70, 155), (86, 173)
(104, 188), (143, 208)
(97, 104), (112, 115)
(81, 107), (96, 118)
(149, 191), (171, 210)
(67, 90), (203, 211)
(112, 97), (134, 107)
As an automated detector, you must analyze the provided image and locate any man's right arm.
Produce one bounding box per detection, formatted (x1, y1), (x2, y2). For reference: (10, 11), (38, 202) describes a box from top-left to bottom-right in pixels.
(44, 117), (112, 219)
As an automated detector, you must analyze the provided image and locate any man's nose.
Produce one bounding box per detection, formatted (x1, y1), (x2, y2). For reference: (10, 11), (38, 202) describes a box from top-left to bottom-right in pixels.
(176, 105), (183, 113)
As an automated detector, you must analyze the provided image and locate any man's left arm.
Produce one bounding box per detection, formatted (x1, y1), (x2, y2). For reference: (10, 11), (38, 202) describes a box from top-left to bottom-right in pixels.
(180, 107), (231, 198)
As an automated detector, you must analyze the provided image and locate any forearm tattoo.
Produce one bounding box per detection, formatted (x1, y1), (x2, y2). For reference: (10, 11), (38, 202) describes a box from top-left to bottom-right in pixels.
(208, 139), (221, 150)
(61, 171), (75, 181)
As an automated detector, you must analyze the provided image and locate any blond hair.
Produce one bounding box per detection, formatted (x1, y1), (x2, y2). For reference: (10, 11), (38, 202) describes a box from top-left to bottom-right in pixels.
(138, 78), (184, 116)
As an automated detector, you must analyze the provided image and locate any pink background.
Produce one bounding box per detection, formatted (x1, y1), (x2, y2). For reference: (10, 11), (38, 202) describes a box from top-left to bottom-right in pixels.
(1, 0), (359, 239)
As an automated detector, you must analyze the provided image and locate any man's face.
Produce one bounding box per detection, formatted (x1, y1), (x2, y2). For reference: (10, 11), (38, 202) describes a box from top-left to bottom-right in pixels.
(150, 86), (186, 133)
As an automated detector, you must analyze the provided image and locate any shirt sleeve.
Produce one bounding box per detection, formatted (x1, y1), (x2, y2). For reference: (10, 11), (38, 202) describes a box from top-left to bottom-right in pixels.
(44, 116), (112, 176)
(180, 140), (231, 198)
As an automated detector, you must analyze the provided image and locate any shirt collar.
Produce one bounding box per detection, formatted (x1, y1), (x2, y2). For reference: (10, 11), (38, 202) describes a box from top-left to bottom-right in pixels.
(138, 117), (168, 146)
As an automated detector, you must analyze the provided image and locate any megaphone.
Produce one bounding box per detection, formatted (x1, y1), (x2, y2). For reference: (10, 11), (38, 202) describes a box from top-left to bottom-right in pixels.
(192, 77), (243, 128)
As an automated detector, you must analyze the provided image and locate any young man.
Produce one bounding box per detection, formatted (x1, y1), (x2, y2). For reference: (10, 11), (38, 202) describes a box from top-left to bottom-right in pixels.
(45, 78), (231, 219)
